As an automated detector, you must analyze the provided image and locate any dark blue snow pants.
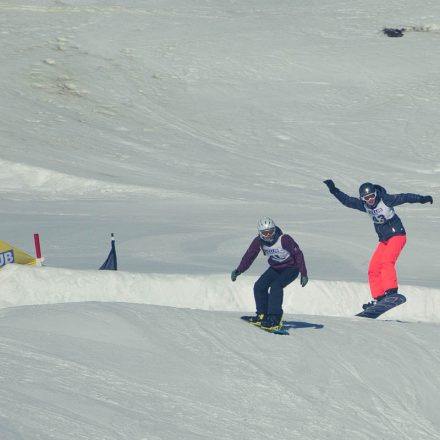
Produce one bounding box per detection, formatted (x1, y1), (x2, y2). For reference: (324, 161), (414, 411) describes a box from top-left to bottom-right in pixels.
(253, 266), (299, 316)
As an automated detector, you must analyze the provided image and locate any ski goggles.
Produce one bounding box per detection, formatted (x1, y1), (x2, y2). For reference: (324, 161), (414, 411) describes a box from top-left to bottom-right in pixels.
(259, 228), (275, 240)
(362, 192), (377, 202)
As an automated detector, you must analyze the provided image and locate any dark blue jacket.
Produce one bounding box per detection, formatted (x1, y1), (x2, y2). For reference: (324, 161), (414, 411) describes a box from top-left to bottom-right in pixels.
(331, 185), (426, 242)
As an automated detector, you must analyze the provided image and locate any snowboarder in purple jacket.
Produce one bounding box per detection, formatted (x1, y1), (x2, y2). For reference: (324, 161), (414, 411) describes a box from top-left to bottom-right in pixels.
(231, 217), (308, 330)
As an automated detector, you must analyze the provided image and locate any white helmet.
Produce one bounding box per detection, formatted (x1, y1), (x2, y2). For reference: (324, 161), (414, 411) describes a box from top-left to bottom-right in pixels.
(257, 217), (276, 241)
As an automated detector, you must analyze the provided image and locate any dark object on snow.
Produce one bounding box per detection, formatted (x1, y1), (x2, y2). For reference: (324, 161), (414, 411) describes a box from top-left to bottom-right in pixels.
(100, 233), (117, 270)
(383, 28), (405, 37)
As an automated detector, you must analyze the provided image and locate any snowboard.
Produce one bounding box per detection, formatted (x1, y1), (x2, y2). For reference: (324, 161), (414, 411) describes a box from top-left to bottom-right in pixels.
(241, 316), (289, 335)
(356, 293), (406, 319)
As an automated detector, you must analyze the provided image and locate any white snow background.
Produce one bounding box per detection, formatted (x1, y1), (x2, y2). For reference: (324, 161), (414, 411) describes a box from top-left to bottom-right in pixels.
(1, 1), (440, 439)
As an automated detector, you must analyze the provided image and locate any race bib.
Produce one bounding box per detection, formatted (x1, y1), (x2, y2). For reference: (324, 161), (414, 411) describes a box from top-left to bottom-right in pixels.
(365, 200), (395, 224)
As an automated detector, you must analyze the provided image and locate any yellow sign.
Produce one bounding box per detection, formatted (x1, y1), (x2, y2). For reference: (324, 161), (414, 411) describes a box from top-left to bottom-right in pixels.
(0, 240), (37, 267)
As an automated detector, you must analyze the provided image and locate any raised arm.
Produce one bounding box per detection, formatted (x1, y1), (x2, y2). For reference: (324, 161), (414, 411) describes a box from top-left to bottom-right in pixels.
(323, 180), (365, 212)
(382, 192), (433, 207)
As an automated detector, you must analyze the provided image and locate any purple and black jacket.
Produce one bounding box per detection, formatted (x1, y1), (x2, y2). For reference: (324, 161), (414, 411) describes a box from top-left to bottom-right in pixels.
(235, 227), (307, 276)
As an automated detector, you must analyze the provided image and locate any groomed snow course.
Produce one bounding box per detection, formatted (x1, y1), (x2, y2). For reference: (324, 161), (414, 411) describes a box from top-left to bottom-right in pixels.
(1, 264), (439, 323)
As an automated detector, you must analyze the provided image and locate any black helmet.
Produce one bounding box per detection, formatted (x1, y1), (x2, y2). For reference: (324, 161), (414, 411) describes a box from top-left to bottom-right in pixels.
(359, 182), (376, 198)
(359, 182), (379, 205)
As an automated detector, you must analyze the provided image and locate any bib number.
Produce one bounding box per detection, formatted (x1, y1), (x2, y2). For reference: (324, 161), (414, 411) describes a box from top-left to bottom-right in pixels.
(372, 214), (386, 224)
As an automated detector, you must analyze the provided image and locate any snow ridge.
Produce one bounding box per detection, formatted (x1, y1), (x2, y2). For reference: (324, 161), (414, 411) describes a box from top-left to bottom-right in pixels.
(1, 264), (439, 323)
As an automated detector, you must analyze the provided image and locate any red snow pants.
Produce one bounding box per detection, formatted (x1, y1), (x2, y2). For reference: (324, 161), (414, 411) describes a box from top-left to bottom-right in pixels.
(368, 235), (407, 299)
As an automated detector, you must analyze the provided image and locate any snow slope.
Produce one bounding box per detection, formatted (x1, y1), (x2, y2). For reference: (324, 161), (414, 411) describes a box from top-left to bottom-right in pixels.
(1, 0), (440, 438)
(1, 264), (440, 439)
(0, 0), (439, 283)
(1, 301), (439, 440)
(1, 264), (440, 323)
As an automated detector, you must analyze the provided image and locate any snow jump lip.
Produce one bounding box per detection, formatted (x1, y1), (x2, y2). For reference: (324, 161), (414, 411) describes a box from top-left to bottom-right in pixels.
(1, 266), (439, 324)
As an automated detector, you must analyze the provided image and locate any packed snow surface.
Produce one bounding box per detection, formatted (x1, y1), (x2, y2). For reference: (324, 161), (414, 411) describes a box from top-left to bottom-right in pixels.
(1, 0), (439, 439)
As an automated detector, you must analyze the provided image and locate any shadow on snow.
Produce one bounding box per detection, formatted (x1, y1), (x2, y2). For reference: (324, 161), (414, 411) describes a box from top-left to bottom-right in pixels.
(282, 320), (324, 330)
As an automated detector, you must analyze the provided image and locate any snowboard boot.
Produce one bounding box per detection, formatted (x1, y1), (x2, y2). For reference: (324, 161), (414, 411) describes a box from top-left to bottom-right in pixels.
(383, 288), (398, 297)
(375, 288), (398, 303)
(261, 314), (283, 331)
(362, 300), (377, 310)
(248, 313), (265, 326)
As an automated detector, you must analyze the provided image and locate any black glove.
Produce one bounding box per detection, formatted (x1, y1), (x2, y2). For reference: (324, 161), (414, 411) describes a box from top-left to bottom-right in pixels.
(420, 195), (433, 204)
(300, 274), (308, 287)
(231, 269), (240, 282)
(323, 179), (338, 194)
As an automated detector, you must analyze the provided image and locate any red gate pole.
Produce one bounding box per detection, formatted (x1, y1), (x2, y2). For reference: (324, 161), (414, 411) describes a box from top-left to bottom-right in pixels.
(34, 233), (42, 259)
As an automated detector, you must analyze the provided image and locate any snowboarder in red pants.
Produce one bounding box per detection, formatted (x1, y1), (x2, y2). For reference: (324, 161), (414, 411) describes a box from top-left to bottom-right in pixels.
(323, 180), (433, 309)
